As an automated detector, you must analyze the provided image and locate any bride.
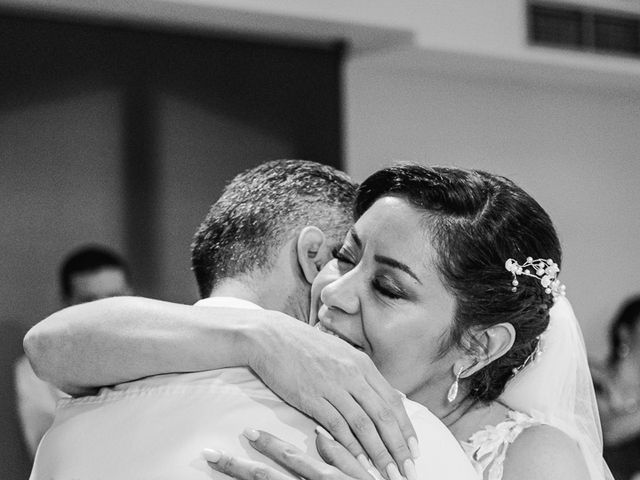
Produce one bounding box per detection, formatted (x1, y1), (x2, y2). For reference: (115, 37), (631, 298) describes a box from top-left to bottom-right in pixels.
(215, 164), (608, 480)
(27, 164), (611, 479)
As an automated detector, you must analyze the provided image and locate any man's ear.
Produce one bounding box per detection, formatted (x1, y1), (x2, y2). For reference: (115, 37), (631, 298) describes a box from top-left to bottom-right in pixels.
(463, 323), (516, 376)
(296, 226), (327, 284)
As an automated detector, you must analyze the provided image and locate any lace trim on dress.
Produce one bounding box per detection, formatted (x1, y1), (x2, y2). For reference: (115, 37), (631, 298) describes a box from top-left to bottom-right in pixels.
(461, 410), (541, 480)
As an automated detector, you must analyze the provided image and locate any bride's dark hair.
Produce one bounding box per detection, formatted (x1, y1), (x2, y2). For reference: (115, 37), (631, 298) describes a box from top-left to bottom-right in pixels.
(355, 164), (562, 402)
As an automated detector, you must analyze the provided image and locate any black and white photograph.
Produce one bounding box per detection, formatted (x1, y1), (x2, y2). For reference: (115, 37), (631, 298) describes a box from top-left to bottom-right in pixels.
(1, 1), (639, 479)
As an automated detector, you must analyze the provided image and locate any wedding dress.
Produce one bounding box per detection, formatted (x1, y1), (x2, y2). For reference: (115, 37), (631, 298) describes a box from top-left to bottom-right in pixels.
(460, 296), (613, 480)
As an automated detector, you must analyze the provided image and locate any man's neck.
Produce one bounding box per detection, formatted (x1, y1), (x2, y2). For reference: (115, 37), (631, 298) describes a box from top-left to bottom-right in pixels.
(208, 278), (263, 306)
(207, 275), (308, 323)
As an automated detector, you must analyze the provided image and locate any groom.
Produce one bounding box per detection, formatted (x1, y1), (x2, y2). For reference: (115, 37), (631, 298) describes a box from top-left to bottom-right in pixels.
(26, 160), (476, 479)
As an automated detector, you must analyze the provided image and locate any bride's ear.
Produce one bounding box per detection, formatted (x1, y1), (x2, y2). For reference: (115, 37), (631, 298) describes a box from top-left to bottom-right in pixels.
(296, 226), (328, 284)
(466, 323), (516, 374)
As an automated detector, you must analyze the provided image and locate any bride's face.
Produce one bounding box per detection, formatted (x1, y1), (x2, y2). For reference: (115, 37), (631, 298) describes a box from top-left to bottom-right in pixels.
(315, 196), (458, 400)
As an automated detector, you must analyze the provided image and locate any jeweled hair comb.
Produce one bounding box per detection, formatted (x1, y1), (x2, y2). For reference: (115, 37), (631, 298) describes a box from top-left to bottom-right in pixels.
(505, 257), (565, 297)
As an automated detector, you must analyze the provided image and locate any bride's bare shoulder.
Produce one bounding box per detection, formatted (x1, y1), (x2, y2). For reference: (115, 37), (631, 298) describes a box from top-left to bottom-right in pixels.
(502, 424), (589, 480)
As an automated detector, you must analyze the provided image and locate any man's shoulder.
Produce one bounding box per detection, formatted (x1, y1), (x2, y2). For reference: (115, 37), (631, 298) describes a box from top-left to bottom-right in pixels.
(114, 367), (259, 389)
(402, 397), (446, 429)
(402, 397), (478, 479)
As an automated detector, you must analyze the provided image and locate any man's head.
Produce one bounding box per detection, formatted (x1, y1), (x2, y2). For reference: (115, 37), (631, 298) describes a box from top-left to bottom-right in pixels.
(191, 159), (356, 320)
(60, 245), (133, 306)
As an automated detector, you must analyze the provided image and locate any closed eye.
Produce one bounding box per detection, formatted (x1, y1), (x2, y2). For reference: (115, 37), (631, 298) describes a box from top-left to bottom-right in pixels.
(372, 277), (407, 300)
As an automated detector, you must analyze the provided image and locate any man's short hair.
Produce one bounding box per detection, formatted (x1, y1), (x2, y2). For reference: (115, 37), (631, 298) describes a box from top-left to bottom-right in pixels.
(60, 245), (129, 301)
(191, 159), (356, 298)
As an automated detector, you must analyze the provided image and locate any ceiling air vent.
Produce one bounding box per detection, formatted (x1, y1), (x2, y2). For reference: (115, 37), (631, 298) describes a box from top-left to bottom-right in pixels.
(528, 2), (640, 58)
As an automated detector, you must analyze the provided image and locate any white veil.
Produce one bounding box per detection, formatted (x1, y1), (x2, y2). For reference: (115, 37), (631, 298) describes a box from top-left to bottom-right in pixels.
(499, 296), (613, 480)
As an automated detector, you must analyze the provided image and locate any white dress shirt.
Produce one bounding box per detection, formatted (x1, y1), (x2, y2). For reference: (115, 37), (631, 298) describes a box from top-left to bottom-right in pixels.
(14, 355), (68, 457)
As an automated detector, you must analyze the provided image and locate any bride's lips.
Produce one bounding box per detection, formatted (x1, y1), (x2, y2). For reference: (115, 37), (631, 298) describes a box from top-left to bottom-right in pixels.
(315, 321), (364, 352)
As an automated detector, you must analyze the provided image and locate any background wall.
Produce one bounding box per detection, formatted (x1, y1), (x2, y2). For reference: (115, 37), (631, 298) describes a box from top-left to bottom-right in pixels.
(0, 88), (126, 477)
(344, 62), (640, 359)
(0, 13), (343, 478)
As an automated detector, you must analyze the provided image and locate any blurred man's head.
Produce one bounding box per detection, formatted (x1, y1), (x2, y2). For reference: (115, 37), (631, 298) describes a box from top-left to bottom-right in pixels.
(60, 246), (133, 305)
(191, 159), (356, 321)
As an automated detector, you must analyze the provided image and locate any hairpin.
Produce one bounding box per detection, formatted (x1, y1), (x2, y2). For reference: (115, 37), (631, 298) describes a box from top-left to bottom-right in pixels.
(511, 334), (543, 376)
(505, 257), (566, 297)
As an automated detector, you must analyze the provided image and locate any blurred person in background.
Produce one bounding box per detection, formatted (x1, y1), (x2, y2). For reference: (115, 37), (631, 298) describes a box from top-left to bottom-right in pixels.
(14, 245), (133, 458)
(592, 295), (640, 480)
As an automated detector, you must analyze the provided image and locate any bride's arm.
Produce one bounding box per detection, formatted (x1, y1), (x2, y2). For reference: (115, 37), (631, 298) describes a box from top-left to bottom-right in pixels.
(502, 425), (591, 480)
(24, 296), (260, 395)
(24, 296), (418, 478)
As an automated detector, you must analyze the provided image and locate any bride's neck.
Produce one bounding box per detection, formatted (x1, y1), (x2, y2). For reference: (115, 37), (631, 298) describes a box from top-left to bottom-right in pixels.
(439, 397), (509, 442)
(406, 380), (510, 440)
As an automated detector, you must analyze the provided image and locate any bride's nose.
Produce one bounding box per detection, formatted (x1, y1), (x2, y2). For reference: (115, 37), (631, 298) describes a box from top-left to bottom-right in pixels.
(320, 269), (360, 315)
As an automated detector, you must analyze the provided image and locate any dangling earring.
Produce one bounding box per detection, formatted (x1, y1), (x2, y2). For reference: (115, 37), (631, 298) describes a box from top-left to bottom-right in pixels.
(447, 365), (465, 403)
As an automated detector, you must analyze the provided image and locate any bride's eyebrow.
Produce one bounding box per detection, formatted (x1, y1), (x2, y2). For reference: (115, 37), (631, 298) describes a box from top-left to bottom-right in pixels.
(374, 255), (422, 284)
(350, 226), (421, 283)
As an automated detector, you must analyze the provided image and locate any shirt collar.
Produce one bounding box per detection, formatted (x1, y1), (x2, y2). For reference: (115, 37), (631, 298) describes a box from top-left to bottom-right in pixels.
(194, 296), (263, 310)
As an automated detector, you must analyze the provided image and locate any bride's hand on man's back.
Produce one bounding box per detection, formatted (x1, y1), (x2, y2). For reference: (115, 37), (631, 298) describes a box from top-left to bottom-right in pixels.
(244, 311), (416, 479)
(203, 428), (376, 480)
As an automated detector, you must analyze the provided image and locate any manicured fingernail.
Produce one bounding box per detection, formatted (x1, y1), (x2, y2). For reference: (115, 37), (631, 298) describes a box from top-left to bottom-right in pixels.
(358, 456), (382, 480)
(315, 425), (334, 440)
(408, 436), (420, 459)
(202, 448), (221, 463)
(357, 454), (373, 471)
(386, 463), (403, 480)
(242, 428), (260, 441)
(403, 458), (417, 480)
